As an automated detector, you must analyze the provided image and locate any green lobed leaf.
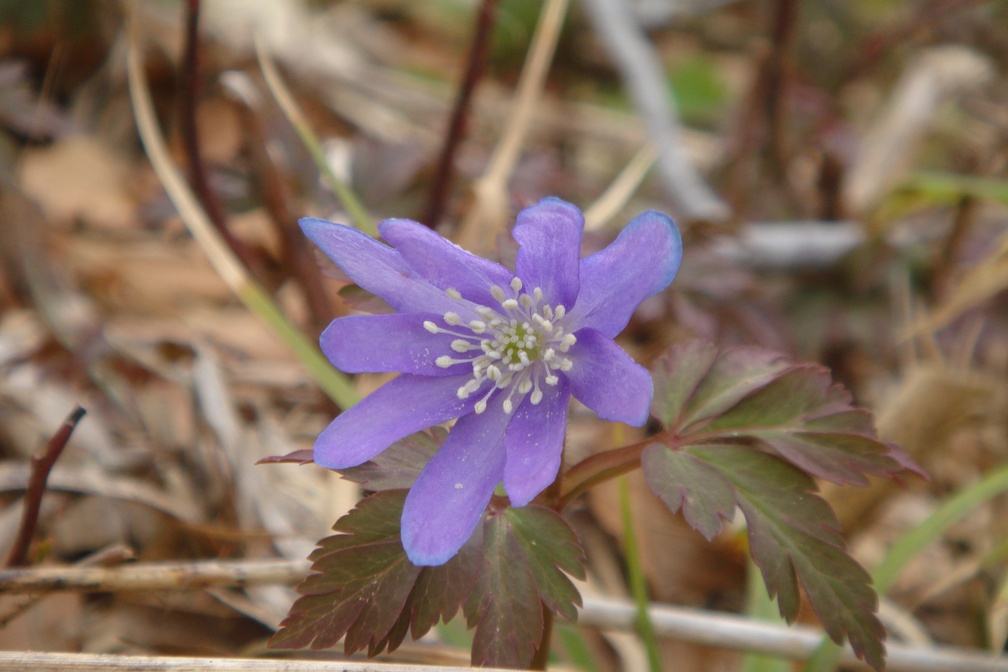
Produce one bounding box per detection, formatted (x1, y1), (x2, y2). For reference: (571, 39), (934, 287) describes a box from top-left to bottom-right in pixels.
(271, 492), (586, 668)
(644, 444), (885, 670)
(270, 490), (480, 656)
(640, 445), (736, 541)
(465, 505), (586, 667)
(338, 428), (444, 491)
(642, 341), (922, 671)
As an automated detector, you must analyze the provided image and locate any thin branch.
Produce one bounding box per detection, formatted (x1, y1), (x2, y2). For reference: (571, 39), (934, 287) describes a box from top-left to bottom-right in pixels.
(221, 73), (332, 336)
(127, 14), (360, 409)
(581, 0), (728, 224)
(421, 0), (500, 229)
(578, 596), (1008, 672)
(455, 0), (570, 253)
(0, 652), (515, 672)
(2, 559), (1006, 670)
(178, 0), (255, 269)
(5, 406), (86, 567)
(761, 0), (799, 178)
(0, 558), (308, 594)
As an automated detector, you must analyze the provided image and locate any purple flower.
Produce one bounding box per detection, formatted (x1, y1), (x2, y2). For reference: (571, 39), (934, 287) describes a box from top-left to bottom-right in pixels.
(302, 197), (682, 565)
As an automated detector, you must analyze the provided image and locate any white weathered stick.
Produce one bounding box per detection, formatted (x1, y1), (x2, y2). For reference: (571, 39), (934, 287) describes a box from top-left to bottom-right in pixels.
(579, 596), (1008, 672)
(581, 0), (728, 223)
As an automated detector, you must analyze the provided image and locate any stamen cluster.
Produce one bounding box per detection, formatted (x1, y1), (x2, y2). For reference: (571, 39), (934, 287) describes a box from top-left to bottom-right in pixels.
(424, 277), (576, 415)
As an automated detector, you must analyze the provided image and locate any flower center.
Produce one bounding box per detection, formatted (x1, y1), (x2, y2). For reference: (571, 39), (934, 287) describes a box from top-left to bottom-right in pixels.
(423, 277), (576, 415)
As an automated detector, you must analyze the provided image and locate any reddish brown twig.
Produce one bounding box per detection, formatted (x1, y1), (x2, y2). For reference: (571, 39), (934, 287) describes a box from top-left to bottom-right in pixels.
(231, 95), (332, 336)
(178, 0), (256, 269)
(5, 406), (86, 567)
(420, 0), (500, 228)
(762, 0), (798, 179)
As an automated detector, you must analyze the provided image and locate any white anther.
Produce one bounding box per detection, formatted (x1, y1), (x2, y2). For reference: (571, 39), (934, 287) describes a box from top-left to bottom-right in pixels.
(559, 359), (573, 372)
(445, 288), (462, 299)
(487, 365), (501, 381)
(469, 320), (486, 333)
(545, 374), (559, 385)
(530, 386), (543, 404)
(451, 340), (472, 353)
(510, 277), (523, 293)
(490, 285), (506, 302)
(435, 356), (454, 368)
(543, 306), (554, 320)
(518, 379), (533, 394)
(503, 398), (514, 414)
(474, 400), (487, 414)
(423, 320), (439, 333)
(533, 287), (543, 301)
(560, 334), (577, 351)
(501, 299), (519, 310)
(519, 294), (534, 308)
(554, 305), (566, 319)
(444, 312), (462, 325)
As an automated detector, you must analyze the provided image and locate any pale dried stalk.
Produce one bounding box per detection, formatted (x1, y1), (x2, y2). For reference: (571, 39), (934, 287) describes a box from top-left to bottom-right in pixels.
(2, 560), (1008, 670)
(0, 559), (309, 593)
(125, 13), (358, 409)
(0, 651), (513, 672)
(581, 0), (729, 223)
(456, 0), (569, 253)
(584, 142), (658, 231)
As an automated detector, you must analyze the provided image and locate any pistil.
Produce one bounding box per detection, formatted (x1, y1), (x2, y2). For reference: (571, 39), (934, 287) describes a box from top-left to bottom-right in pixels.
(426, 279), (576, 414)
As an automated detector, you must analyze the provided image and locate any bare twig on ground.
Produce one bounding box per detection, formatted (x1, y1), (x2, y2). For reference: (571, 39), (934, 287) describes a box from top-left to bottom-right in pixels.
(456, 0), (569, 253)
(581, 0), (729, 224)
(421, 0), (500, 229)
(0, 558), (309, 593)
(2, 560), (1008, 670)
(578, 596), (1008, 672)
(5, 406), (86, 568)
(0, 652), (516, 672)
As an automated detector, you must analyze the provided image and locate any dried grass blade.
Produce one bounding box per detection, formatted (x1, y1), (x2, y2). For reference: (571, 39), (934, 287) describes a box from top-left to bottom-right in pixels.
(254, 34), (376, 238)
(125, 18), (358, 410)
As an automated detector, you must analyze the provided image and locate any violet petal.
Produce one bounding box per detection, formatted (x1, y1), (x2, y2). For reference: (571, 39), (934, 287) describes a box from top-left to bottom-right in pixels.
(320, 313), (467, 376)
(513, 198), (583, 309)
(565, 328), (653, 426)
(567, 211), (682, 336)
(379, 218), (514, 307)
(401, 403), (510, 565)
(314, 373), (477, 469)
(503, 379), (570, 506)
(300, 218), (468, 318)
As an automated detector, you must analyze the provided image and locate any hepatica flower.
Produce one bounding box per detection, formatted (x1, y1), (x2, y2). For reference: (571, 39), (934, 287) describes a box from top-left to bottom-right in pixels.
(302, 198), (682, 566)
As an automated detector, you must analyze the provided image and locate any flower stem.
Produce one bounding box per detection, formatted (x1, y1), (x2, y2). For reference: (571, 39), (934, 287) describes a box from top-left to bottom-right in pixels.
(530, 602), (554, 670)
(557, 438), (651, 510)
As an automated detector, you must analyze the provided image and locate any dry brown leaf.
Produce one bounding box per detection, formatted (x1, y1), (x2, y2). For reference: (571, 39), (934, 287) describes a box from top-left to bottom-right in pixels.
(18, 136), (138, 230)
